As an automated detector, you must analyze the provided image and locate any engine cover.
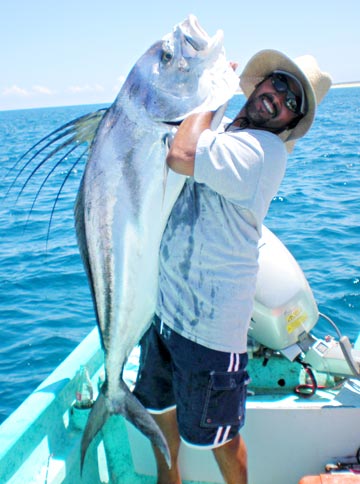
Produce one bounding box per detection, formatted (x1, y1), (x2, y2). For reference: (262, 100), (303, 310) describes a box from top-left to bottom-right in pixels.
(250, 226), (318, 350)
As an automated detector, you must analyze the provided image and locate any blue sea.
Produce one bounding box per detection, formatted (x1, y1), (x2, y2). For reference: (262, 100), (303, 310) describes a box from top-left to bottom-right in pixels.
(0, 88), (359, 424)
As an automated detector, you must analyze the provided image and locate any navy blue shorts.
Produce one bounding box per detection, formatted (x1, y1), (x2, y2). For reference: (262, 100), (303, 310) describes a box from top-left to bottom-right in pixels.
(133, 315), (249, 448)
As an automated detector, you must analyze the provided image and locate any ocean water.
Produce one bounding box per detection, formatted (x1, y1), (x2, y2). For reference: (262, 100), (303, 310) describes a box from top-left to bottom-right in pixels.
(0, 88), (359, 424)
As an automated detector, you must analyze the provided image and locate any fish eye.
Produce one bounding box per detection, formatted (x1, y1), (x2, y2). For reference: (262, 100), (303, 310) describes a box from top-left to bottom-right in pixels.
(161, 39), (174, 64)
(161, 49), (173, 64)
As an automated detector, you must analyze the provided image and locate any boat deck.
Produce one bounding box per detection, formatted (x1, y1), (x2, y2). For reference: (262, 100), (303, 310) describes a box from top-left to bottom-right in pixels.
(0, 327), (359, 484)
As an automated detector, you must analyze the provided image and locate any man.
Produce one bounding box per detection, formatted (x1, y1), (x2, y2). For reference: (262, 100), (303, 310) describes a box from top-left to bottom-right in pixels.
(133, 50), (331, 484)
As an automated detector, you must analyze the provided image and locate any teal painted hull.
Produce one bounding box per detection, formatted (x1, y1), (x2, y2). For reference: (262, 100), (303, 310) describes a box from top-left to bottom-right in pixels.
(0, 328), (359, 484)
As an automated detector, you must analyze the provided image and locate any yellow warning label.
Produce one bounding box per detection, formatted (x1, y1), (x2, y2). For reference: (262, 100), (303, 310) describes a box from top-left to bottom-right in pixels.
(286, 308), (308, 334)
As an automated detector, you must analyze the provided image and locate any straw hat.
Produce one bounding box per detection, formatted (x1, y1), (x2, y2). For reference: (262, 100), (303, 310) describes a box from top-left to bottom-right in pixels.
(239, 50), (332, 151)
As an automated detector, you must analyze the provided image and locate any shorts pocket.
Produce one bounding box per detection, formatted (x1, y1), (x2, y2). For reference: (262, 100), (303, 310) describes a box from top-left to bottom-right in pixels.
(200, 370), (249, 428)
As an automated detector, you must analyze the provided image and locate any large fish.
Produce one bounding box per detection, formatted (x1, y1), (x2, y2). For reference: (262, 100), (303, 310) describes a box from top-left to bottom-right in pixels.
(75, 15), (238, 468)
(11, 15), (239, 469)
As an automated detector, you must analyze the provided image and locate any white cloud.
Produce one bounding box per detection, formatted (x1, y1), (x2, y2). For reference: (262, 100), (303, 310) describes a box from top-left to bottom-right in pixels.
(2, 85), (30, 97)
(32, 85), (55, 95)
(1, 81), (111, 109)
(2, 84), (55, 98)
(67, 83), (105, 94)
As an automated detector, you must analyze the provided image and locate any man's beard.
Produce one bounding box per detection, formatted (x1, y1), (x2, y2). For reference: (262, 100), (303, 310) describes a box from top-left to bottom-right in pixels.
(244, 97), (286, 134)
(244, 98), (269, 128)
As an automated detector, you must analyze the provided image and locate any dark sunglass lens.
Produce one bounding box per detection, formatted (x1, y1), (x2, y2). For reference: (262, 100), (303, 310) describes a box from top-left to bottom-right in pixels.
(271, 76), (287, 92)
(272, 74), (301, 114)
(286, 97), (298, 113)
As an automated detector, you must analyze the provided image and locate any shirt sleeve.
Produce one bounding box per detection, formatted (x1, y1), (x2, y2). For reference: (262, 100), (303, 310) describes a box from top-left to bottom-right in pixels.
(194, 128), (287, 213)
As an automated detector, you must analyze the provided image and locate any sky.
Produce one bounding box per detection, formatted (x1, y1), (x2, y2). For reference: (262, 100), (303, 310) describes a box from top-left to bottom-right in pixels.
(1, 0), (359, 111)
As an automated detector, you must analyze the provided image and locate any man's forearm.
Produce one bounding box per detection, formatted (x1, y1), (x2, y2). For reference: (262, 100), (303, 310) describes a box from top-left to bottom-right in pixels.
(166, 111), (215, 176)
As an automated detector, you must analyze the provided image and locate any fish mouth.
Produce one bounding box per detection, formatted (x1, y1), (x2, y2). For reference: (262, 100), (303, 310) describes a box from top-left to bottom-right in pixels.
(178, 14), (224, 53)
(183, 34), (202, 51)
(183, 14), (210, 51)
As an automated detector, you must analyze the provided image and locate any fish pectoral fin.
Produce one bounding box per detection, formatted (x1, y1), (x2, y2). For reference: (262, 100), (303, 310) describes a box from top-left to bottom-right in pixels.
(122, 380), (171, 468)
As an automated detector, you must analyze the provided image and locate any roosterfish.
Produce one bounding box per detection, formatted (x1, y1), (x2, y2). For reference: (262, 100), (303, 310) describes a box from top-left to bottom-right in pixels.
(11, 15), (239, 469)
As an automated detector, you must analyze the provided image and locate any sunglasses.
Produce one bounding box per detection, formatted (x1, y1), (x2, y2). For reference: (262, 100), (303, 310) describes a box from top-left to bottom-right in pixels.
(268, 70), (306, 115)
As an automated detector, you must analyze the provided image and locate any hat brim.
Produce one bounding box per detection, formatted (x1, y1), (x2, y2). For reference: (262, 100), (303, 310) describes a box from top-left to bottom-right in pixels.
(239, 49), (316, 144)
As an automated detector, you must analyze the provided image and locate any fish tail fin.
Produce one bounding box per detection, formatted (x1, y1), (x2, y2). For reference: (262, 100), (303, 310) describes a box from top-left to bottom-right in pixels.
(121, 381), (171, 468)
(80, 390), (109, 472)
(80, 380), (170, 472)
